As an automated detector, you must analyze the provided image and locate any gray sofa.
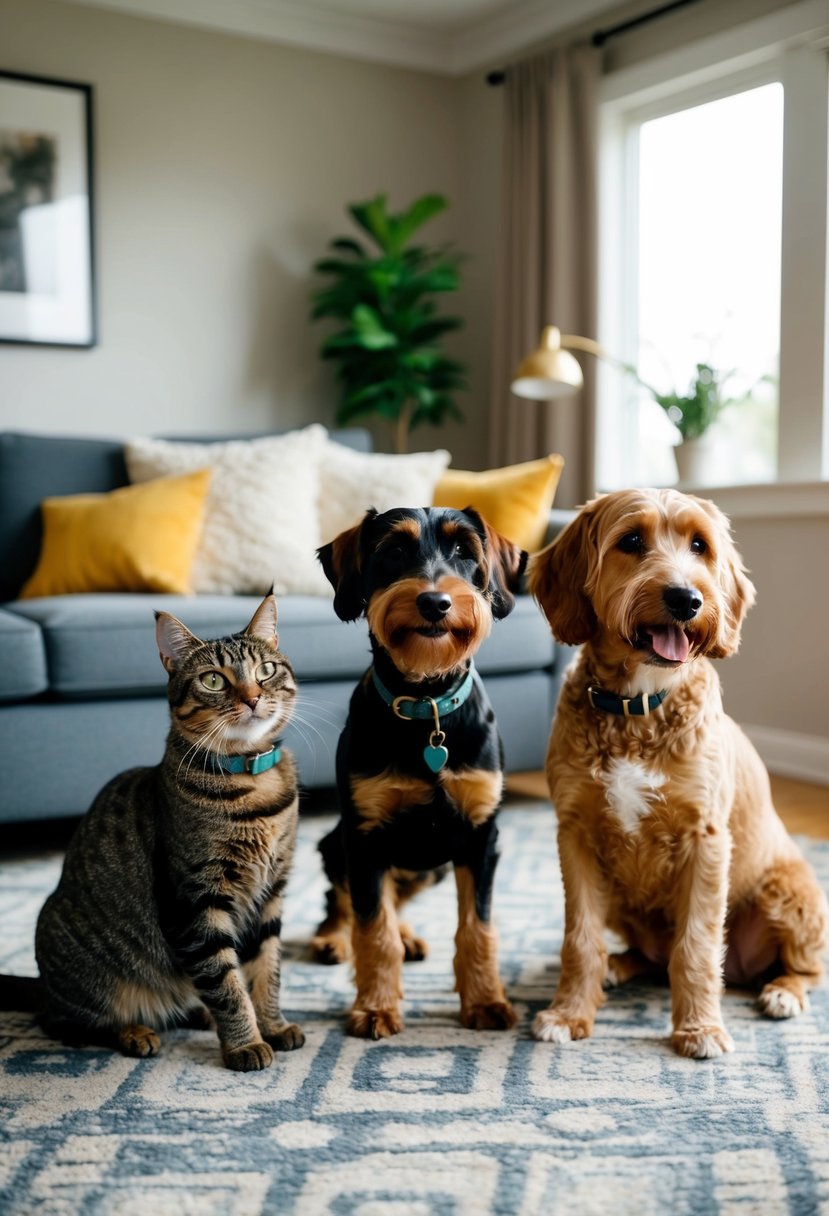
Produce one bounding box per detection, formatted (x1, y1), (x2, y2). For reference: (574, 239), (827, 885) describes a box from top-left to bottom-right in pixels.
(0, 428), (566, 823)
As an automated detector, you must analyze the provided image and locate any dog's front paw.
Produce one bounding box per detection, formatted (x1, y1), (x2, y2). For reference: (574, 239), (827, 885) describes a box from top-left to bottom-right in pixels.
(400, 927), (429, 962)
(604, 949), (653, 989)
(222, 1040), (274, 1071)
(264, 1023), (306, 1052)
(461, 1000), (517, 1031)
(532, 1009), (593, 1044)
(310, 934), (351, 965)
(671, 1025), (734, 1059)
(758, 981), (806, 1019)
(346, 1007), (404, 1040)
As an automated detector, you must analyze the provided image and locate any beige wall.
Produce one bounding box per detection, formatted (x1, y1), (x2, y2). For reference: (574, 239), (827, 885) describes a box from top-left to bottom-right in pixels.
(0, 0), (488, 459)
(444, 72), (503, 470)
(720, 513), (829, 740)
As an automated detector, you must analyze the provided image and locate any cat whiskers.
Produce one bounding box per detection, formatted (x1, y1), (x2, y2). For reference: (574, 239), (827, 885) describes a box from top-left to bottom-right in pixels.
(177, 716), (229, 783)
(285, 698), (345, 778)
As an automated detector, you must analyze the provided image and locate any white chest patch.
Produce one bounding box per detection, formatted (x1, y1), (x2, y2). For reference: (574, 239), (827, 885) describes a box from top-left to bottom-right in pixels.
(602, 759), (665, 835)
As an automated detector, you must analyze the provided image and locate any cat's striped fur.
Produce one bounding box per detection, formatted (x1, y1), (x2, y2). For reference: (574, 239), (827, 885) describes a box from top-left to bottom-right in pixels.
(32, 595), (303, 1071)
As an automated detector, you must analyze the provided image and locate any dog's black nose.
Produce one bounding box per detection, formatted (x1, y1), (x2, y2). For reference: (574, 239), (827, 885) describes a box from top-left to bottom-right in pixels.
(417, 590), (452, 622)
(663, 585), (702, 621)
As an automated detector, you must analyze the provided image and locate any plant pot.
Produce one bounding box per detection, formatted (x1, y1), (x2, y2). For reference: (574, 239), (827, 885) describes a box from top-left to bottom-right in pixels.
(673, 437), (715, 488)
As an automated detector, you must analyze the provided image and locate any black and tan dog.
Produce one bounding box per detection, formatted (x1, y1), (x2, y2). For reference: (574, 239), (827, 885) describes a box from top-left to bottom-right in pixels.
(312, 506), (527, 1039)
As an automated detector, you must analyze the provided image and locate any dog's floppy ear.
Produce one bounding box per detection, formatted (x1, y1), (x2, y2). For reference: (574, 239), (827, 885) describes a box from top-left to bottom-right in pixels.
(528, 505), (598, 644)
(317, 509), (376, 621)
(463, 509), (528, 619)
(695, 501), (756, 658)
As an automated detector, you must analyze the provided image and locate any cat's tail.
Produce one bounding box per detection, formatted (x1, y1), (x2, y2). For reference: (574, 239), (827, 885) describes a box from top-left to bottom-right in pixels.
(0, 975), (45, 1012)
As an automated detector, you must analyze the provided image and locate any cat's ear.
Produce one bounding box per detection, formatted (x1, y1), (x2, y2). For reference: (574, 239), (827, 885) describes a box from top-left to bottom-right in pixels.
(155, 611), (201, 673)
(243, 593), (279, 650)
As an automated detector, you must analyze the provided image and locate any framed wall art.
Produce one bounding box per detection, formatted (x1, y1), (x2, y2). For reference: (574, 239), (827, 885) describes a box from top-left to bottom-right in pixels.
(0, 70), (96, 347)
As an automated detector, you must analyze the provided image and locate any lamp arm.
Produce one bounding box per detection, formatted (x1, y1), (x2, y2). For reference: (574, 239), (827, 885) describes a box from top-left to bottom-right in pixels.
(559, 334), (654, 393)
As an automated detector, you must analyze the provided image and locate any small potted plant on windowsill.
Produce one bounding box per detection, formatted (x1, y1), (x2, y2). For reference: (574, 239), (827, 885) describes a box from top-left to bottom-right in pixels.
(638, 362), (743, 486)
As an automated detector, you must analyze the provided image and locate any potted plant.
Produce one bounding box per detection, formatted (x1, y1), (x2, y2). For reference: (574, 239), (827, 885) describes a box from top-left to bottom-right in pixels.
(310, 193), (466, 453)
(638, 362), (743, 485)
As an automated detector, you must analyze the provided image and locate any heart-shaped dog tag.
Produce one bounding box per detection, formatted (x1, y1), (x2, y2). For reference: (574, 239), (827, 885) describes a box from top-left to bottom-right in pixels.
(423, 742), (449, 772)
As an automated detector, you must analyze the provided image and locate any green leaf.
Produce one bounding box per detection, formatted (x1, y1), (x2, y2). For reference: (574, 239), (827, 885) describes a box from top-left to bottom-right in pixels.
(386, 194), (448, 253)
(329, 237), (366, 257)
(349, 195), (392, 252)
(313, 257), (368, 277)
(351, 303), (398, 350)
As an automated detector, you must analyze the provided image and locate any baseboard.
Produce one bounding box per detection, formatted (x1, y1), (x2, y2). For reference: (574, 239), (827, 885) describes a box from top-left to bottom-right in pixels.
(743, 724), (829, 786)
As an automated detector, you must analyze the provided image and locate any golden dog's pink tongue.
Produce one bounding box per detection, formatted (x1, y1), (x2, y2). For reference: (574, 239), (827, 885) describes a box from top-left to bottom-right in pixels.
(647, 625), (690, 662)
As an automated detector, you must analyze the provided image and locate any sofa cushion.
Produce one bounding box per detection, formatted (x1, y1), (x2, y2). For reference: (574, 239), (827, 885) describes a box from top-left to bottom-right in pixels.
(0, 607), (48, 702)
(125, 427), (333, 596)
(20, 470), (213, 598)
(0, 427), (372, 604)
(7, 593), (554, 699)
(434, 454), (564, 553)
(0, 433), (130, 603)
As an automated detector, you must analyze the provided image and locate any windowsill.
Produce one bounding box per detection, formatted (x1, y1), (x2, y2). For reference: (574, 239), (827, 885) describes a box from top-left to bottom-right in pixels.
(681, 481), (829, 519)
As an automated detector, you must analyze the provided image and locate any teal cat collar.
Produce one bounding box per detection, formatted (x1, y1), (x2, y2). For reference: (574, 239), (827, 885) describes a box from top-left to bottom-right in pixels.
(587, 686), (668, 718)
(216, 740), (283, 776)
(370, 666), (475, 773)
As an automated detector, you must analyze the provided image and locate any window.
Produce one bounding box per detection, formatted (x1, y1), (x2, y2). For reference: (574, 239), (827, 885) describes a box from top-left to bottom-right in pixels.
(597, 7), (829, 494)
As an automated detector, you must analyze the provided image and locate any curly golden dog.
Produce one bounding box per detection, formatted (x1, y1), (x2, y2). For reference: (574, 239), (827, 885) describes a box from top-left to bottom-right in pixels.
(529, 488), (827, 1059)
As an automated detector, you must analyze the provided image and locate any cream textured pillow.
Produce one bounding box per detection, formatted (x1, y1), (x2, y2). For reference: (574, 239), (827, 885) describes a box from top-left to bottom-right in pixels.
(319, 441), (451, 543)
(125, 426), (331, 596)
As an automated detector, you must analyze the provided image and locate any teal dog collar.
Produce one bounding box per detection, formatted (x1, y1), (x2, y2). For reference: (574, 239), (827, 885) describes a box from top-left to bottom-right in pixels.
(371, 666), (475, 721)
(216, 740), (283, 776)
(371, 666), (475, 772)
(587, 686), (668, 718)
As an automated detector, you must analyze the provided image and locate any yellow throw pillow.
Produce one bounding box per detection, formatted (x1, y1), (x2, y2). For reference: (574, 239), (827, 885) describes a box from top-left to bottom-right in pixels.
(20, 469), (212, 598)
(433, 454), (564, 552)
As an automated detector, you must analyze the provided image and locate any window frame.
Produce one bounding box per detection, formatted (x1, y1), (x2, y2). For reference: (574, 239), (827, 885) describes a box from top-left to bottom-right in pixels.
(596, 0), (829, 506)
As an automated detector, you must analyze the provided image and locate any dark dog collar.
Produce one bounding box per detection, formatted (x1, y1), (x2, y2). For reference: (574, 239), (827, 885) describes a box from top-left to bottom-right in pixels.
(215, 739), (283, 775)
(371, 666), (475, 772)
(587, 686), (668, 718)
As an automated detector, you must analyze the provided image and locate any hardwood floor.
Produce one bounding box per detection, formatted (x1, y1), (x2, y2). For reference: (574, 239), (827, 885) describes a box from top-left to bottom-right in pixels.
(505, 771), (829, 839)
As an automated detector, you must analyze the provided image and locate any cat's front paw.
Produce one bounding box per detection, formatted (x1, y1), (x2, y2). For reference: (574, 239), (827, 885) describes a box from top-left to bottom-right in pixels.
(264, 1023), (305, 1052)
(222, 1040), (274, 1071)
(116, 1024), (161, 1058)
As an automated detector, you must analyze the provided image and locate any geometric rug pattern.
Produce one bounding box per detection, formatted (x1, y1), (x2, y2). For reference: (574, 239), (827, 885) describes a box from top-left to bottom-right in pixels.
(2, 805), (829, 1215)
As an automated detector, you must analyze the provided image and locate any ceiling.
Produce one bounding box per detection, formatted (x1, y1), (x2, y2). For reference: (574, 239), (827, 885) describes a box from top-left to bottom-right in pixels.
(57, 0), (624, 74)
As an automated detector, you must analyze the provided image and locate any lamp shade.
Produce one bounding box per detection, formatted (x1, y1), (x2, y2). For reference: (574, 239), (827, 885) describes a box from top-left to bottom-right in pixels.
(511, 326), (584, 400)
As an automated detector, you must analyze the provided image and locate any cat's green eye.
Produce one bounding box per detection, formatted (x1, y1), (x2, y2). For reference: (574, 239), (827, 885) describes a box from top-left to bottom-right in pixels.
(200, 671), (228, 691)
(256, 661), (277, 682)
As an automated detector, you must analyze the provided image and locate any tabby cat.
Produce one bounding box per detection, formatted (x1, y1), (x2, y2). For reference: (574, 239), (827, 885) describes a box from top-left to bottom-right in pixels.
(14, 595), (303, 1072)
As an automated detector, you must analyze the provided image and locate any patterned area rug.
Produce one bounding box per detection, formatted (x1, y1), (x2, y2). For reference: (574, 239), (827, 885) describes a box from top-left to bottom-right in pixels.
(1, 803), (829, 1216)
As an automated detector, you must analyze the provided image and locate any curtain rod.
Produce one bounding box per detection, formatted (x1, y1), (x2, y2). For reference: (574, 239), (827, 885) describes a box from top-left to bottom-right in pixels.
(485, 0), (700, 85)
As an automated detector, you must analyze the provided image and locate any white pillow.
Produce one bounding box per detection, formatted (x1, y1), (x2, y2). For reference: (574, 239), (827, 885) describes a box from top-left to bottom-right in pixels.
(319, 441), (451, 543)
(125, 426), (331, 596)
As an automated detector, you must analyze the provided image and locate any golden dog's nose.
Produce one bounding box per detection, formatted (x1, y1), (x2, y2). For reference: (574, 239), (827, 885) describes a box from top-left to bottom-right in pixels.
(663, 586), (702, 621)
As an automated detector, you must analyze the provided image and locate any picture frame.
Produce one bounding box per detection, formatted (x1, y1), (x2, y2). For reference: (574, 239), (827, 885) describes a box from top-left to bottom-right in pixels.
(0, 70), (96, 348)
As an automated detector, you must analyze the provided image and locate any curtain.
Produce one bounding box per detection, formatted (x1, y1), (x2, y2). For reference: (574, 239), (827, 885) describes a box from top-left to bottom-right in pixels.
(489, 44), (601, 508)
